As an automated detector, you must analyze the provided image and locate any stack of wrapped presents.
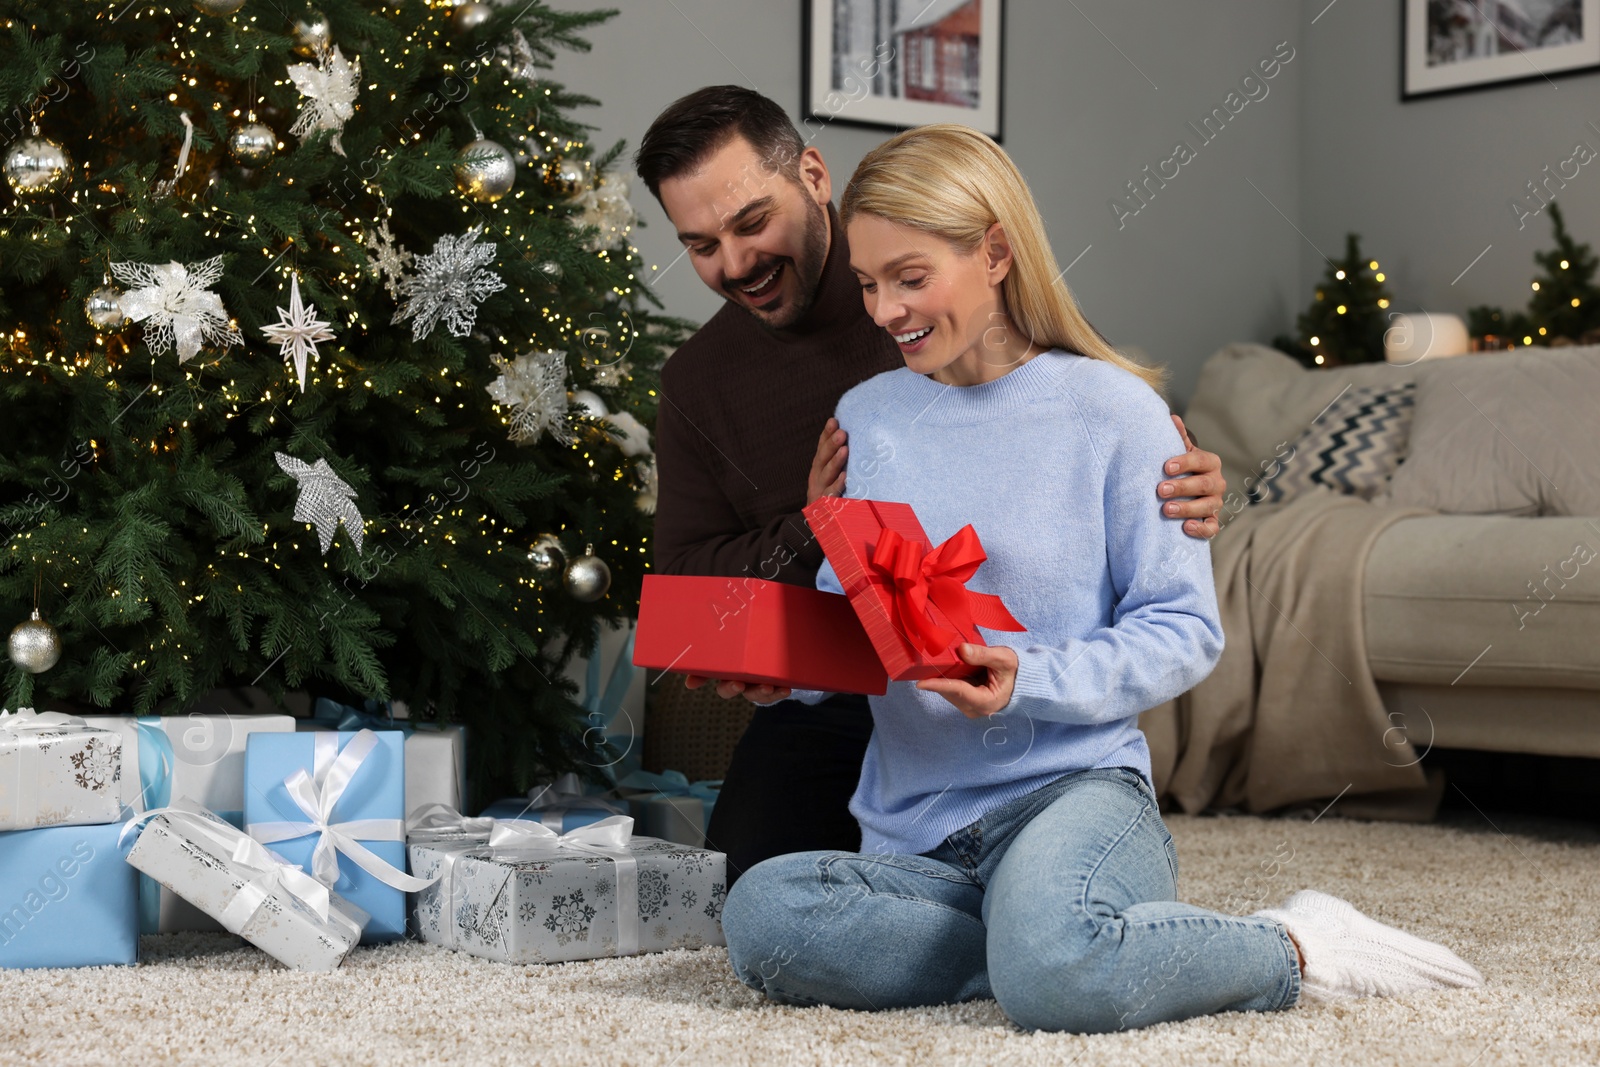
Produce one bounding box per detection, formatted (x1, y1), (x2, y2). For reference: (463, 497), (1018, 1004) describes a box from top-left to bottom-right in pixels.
(1, 699), (726, 972)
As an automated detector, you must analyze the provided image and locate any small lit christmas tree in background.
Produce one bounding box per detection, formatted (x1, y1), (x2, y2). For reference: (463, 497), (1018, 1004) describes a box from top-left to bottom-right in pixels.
(0, 0), (689, 801)
(1463, 304), (1532, 348)
(1273, 233), (1394, 368)
(1468, 202), (1600, 349)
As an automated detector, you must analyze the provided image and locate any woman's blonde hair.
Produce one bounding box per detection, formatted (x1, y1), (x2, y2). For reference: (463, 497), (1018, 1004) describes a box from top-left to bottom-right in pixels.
(839, 124), (1165, 392)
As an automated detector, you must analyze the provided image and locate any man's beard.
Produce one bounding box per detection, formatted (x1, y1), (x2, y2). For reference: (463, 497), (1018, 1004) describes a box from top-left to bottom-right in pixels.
(728, 196), (830, 332)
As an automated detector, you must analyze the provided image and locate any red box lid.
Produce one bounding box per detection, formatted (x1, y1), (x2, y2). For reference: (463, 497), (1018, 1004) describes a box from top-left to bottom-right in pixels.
(634, 573), (888, 695)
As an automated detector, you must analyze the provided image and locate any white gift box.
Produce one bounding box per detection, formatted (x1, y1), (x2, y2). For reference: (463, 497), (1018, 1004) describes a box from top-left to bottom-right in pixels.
(77, 713), (296, 931)
(404, 726), (466, 814)
(407, 816), (726, 965)
(0, 710), (124, 831)
(296, 719), (466, 815)
(125, 800), (368, 971)
(77, 713), (296, 817)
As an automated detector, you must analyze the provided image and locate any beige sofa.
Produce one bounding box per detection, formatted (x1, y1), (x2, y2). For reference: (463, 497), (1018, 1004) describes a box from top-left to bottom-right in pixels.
(1180, 343), (1600, 760)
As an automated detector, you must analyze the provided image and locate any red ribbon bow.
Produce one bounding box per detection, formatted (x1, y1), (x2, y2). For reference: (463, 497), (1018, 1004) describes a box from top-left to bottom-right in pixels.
(869, 525), (1025, 658)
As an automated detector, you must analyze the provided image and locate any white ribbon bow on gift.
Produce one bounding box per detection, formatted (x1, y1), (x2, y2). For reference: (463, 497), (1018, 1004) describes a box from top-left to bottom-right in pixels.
(2, 707), (93, 828)
(248, 730), (436, 893)
(486, 812), (633, 853)
(405, 801), (495, 843)
(428, 814), (643, 956)
(0, 707), (86, 734)
(122, 797), (368, 944)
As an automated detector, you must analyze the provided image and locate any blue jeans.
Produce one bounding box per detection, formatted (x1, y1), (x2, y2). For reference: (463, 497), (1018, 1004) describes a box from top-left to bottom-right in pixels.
(722, 766), (1301, 1033)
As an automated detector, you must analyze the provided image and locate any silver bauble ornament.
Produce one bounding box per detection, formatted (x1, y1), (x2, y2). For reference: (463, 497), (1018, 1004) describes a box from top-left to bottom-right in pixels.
(292, 12), (332, 56)
(228, 121), (277, 166)
(569, 389), (608, 419)
(539, 260), (562, 280)
(4, 135), (71, 199)
(84, 285), (127, 332)
(453, 138), (516, 203)
(558, 160), (588, 194)
(453, 1), (492, 31)
(192, 0), (247, 14)
(527, 533), (566, 581)
(8, 609), (62, 674)
(562, 544), (611, 602)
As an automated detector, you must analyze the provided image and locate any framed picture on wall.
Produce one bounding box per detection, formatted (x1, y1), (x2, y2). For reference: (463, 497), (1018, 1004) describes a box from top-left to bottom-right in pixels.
(802, 0), (1004, 139)
(1403, 0), (1600, 99)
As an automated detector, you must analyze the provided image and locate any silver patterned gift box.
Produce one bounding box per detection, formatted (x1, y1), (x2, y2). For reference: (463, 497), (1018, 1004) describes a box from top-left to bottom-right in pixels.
(0, 709), (124, 831)
(407, 815), (726, 964)
(125, 799), (369, 971)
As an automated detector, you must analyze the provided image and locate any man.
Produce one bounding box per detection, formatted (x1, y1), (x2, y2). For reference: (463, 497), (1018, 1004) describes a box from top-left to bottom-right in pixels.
(634, 86), (1225, 886)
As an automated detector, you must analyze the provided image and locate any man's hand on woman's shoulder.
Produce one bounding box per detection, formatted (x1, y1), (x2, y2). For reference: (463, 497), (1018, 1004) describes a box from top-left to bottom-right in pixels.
(1163, 414), (1225, 540)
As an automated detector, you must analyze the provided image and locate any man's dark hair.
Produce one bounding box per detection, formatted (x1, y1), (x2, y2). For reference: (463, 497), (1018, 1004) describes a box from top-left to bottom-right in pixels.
(634, 85), (806, 200)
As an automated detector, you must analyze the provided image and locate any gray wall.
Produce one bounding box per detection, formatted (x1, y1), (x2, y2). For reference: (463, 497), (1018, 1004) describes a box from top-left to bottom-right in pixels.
(546, 1), (1305, 406)
(1300, 0), (1600, 340)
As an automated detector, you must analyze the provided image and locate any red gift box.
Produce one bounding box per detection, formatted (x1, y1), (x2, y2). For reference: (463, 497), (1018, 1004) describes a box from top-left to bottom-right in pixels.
(802, 497), (1026, 681)
(633, 573), (889, 695)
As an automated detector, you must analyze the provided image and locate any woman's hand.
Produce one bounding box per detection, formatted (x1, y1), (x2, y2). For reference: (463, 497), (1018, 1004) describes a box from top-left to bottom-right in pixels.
(806, 417), (848, 505)
(1162, 414), (1226, 539)
(684, 674), (792, 705)
(915, 642), (1018, 719)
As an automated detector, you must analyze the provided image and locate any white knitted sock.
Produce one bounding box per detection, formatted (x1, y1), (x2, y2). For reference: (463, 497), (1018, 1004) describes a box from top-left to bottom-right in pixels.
(1253, 889), (1484, 1003)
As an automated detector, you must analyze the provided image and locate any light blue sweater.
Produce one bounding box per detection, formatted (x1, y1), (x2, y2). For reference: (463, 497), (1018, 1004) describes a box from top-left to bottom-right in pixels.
(787, 350), (1224, 857)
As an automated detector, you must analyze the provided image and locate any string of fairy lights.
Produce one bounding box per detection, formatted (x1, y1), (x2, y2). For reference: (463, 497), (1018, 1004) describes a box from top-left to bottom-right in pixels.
(0, 1), (663, 683)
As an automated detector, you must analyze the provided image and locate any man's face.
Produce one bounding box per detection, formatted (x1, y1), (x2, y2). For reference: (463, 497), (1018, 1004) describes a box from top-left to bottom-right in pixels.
(659, 136), (832, 331)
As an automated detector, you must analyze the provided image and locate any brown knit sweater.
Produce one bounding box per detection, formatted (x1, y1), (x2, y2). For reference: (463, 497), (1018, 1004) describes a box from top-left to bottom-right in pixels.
(653, 205), (901, 587)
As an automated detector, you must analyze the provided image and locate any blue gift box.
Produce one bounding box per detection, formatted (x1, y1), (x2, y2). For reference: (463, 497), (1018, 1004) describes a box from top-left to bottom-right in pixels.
(0, 818), (139, 969)
(302, 699), (469, 816)
(478, 796), (620, 832)
(479, 772), (630, 833)
(616, 770), (722, 849)
(244, 730), (413, 943)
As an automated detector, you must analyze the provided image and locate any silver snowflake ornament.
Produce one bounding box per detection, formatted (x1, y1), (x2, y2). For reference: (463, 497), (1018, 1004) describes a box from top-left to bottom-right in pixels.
(590, 358), (632, 389)
(275, 452), (365, 555)
(288, 44), (360, 157)
(486, 348), (575, 446)
(261, 273), (336, 392)
(391, 226), (506, 341)
(110, 255), (243, 364)
(365, 220), (413, 299)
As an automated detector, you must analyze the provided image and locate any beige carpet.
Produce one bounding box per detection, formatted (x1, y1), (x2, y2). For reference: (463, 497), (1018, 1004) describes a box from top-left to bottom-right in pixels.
(5, 810), (1597, 1067)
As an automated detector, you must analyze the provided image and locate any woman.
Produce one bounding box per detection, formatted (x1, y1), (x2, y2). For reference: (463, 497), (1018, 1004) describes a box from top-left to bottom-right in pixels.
(708, 125), (1482, 1033)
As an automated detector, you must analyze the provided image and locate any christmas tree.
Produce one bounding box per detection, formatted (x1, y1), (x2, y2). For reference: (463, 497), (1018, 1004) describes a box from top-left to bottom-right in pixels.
(1468, 202), (1600, 348)
(1272, 233), (1393, 367)
(1517, 201), (1600, 345)
(1463, 303), (1531, 347)
(0, 1), (687, 802)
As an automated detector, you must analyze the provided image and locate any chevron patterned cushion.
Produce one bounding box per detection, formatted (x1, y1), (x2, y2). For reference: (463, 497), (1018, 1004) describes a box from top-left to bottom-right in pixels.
(1252, 382), (1416, 504)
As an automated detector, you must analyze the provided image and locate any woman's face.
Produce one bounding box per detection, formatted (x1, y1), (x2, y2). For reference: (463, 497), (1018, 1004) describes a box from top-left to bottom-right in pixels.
(846, 213), (1017, 386)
